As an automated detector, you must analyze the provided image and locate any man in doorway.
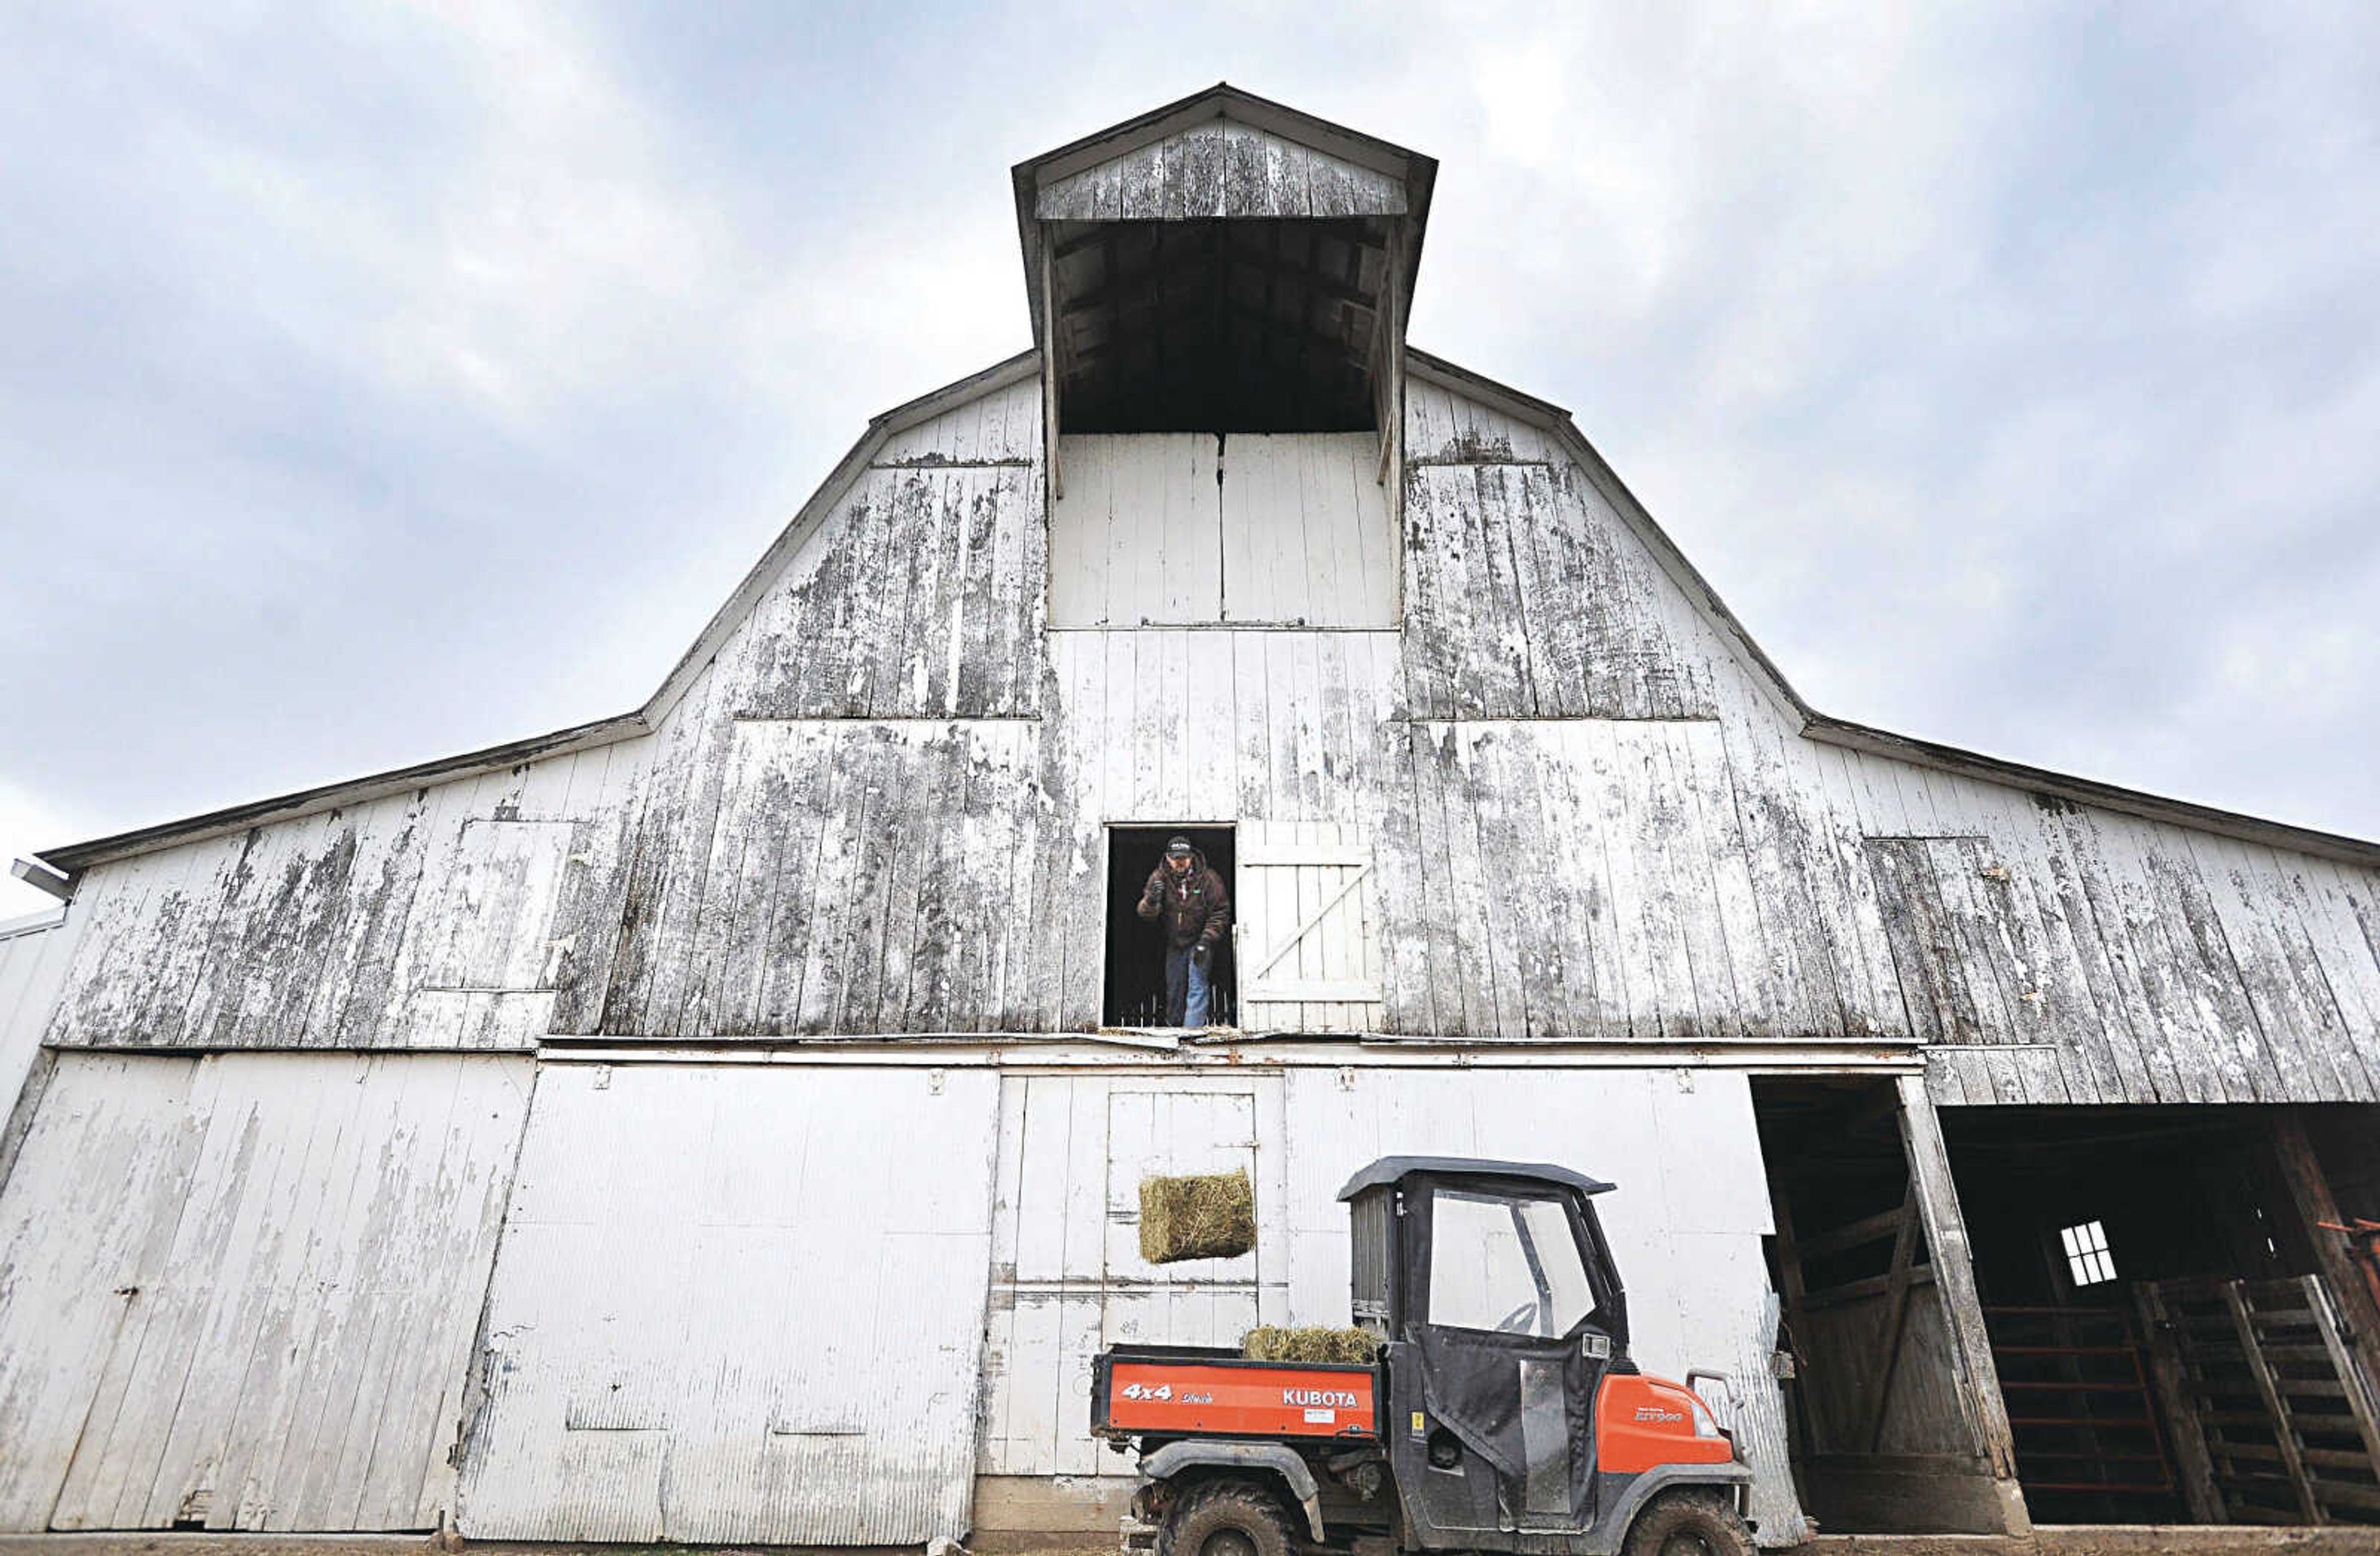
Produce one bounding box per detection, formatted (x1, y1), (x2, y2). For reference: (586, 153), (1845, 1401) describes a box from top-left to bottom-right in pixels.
(1137, 836), (1231, 1027)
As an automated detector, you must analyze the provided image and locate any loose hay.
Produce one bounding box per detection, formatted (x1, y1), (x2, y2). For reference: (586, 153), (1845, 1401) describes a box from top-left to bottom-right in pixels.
(1138, 1169), (1257, 1264)
(1243, 1326), (1377, 1364)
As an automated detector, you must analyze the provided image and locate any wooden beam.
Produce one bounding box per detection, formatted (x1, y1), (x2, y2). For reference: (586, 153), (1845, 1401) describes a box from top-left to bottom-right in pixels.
(1770, 1178), (1821, 1454)
(1861, 1186), (1922, 1452)
(2273, 1110), (2380, 1402)
(9, 858), (71, 901)
(1797, 1203), (1916, 1263)
(1895, 1075), (2024, 1488)
(1041, 236), (1062, 503)
(2135, 1282), (2226, 1522)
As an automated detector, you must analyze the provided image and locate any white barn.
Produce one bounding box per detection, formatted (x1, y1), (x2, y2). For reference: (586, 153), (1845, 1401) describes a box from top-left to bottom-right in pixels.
(7, 86), (2380, 1547)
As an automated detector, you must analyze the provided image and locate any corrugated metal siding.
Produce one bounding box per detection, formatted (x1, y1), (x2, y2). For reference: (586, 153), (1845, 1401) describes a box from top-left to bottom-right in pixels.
(979, 1074), (1289, 1480)
(0, 1050), (530, 1532)
(456, 1063), (999, 1544)
(1036, 121), (1405, 221)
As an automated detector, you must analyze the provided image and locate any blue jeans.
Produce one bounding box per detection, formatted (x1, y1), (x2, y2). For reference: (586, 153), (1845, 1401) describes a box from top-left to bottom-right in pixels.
(1164, 946), (1213, 1027)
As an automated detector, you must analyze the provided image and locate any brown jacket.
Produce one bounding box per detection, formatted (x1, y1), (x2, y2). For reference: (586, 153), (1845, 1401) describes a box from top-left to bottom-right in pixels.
(1138, 851), (1232, 950)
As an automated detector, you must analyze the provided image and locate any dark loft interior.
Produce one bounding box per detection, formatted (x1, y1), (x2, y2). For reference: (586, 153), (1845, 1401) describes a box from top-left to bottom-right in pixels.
(1103, 825), (1236, 1028)
(1047, 216), (1393, 431)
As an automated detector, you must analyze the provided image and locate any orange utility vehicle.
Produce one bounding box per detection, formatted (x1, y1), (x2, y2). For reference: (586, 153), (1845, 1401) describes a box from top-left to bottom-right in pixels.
(1092, 1158), (1755, 1556)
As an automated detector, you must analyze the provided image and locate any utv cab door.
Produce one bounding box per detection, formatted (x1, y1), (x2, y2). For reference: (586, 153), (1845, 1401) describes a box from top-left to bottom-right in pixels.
(1387, 1175), (1621, 1544)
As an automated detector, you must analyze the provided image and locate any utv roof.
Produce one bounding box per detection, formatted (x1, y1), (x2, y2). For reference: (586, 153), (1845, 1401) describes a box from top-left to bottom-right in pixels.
(1336, 1156), (1616, 1201)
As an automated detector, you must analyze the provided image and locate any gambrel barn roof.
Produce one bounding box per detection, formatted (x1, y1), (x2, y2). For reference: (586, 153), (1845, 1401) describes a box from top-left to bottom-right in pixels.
(29, 83), (2380, 878)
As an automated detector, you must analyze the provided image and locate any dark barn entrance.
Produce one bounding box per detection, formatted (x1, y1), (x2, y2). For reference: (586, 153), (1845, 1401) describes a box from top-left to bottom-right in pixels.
(1941, 1105), (2380, 1527)
(1103, 825), (1236, 1028)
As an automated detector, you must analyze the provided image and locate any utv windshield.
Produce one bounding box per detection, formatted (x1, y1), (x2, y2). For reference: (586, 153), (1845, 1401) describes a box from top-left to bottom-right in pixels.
(1427, 1187), (1598, 1338)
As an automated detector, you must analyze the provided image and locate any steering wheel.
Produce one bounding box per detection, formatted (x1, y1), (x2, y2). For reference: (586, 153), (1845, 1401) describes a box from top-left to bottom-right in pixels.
(1493, 1300), (1538, 1335)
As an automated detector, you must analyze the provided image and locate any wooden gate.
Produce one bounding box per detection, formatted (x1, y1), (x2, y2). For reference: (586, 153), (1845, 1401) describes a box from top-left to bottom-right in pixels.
(2136, 1275), (2380, 1523)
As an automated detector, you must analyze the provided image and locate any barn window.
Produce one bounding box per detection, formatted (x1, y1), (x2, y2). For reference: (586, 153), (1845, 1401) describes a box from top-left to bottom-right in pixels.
(2060, 1219), (2117, 1286)
(1103, 825), (1236, 1028)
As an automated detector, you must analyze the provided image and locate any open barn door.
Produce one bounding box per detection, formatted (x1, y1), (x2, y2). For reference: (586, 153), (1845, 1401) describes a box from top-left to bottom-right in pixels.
(1235, 821), (1383, 1032)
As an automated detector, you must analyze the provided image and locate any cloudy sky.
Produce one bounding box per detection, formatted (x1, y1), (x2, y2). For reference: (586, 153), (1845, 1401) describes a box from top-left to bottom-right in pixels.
(3, 2), (2377, 914)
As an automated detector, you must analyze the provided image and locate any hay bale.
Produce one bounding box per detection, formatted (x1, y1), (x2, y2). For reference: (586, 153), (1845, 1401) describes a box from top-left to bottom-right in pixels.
(1243, 1326), (1377, 1364)
(1138, 1169), (1256, 1263)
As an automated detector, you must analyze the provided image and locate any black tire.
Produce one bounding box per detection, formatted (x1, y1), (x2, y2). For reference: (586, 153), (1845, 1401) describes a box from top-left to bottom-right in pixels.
(1157, 1477), (1300, 1556)
(1620, 1487), (1755, 1556)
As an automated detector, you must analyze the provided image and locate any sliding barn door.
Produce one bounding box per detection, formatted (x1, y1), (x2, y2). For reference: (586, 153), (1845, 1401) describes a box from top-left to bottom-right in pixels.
(0, 1051), (531, 1532)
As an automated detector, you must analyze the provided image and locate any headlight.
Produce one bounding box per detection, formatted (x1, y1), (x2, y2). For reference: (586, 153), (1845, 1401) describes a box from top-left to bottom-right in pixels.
(1688, 1394), (1722, 1439)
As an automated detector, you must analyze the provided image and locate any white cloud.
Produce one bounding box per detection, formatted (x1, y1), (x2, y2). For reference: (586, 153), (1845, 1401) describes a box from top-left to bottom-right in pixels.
(2, 0), (2376, 861)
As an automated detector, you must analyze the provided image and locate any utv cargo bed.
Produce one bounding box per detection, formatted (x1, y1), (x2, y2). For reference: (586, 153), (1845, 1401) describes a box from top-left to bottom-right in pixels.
(1091, 1343), (1382, 1441)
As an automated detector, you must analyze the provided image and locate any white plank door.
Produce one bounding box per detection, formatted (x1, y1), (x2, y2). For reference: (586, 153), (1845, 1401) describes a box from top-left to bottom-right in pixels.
(1219, 433), (1398, 627)
(979, 1074), (1287, 1480)
(0, 1051), (532, 1533)
(1236, 821), (1385, 1032)
(456, 1063), (1000, 1545)
(1048, 435), (1222, 625)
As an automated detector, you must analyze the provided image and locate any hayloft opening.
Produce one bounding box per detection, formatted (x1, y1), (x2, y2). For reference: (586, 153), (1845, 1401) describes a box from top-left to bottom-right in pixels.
(1941, 1105), (2380, 1528)
(1047, 218), (1393, 432)
(1103, 825), (1236, 1028)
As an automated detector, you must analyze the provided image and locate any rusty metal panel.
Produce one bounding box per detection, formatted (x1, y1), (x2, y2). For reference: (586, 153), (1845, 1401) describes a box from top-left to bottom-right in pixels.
(0, 1050), (531, 1532)
(456, 1062), (999, 1544)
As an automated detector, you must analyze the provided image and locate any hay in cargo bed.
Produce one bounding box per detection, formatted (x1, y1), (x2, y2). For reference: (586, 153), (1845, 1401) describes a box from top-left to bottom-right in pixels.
(1243, 1325), (1377, 1364)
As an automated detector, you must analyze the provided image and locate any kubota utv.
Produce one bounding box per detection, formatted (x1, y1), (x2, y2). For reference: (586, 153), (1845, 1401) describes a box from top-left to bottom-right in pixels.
(1091, 1158), (1756, 1556)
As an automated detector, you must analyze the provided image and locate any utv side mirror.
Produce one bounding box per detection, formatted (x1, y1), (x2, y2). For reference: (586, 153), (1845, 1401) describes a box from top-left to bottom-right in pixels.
(1581, 1332), (1612, 1360)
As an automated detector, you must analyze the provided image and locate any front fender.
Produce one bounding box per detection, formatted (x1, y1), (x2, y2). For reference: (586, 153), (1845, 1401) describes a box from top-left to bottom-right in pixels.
(1139, 1439), (1327, 1542)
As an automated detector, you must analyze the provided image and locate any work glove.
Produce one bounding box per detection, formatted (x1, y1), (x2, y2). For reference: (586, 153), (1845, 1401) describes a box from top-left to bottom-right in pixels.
(1192, 944), (1213, 971)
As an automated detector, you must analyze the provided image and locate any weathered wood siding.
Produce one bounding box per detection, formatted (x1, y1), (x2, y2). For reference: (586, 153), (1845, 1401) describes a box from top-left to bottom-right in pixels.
(0, 1050), (529, 1531)
(27, 363), (2380, 1103)
(1036, 120), (1404, 221)
(1401, 378), (1722, 720)
(740, 380), (1042, 718)
(41, 745), (640, 1051)
(456, 1063), (998, 1544)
